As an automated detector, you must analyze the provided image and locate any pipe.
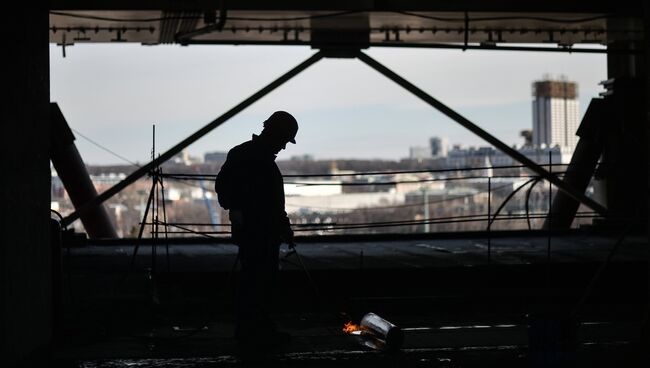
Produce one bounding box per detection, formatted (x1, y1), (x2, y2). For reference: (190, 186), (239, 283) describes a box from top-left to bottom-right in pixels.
(50, 103), (117, 238)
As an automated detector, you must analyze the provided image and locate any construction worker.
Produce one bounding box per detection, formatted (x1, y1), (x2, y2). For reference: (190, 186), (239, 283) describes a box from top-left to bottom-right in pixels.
(215, 111), (297, 350)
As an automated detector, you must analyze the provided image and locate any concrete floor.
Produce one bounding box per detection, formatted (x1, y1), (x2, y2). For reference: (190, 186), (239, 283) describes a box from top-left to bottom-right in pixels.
(53, 232), (648, 367)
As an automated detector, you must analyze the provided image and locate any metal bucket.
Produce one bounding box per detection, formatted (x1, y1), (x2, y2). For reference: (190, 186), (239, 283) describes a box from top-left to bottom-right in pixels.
(360, 312), (404, 351)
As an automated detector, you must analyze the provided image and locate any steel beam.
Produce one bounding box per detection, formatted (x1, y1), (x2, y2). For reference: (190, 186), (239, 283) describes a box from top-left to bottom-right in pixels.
(62, 51), (324, 227)
(356, 51), (607, 215)
(543, 99), (607, 230)
(183, 40), (616, 54)
(49, 1), (643, 13)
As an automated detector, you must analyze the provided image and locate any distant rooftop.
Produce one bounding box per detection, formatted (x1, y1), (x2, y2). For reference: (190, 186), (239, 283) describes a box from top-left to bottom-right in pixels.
(533, 80), (578, 99)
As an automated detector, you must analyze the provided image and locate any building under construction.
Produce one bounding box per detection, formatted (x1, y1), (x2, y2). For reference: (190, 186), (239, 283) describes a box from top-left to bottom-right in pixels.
(2, 1), (649, 367)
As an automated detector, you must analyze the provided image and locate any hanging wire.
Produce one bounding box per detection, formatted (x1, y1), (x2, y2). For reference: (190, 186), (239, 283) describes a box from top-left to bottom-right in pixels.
(50, 10), (621, 24)
(162, 163), (567, 179)
(394, 11), (616, 24)
(70, 127), (141, 167)
(49, 10), (362, 23)
(154, 212), (604, 236)
(60, 128), (607, 237)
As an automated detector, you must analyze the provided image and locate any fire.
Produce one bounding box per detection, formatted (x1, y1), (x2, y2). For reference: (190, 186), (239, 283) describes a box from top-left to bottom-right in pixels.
(343, 321), (363, 334)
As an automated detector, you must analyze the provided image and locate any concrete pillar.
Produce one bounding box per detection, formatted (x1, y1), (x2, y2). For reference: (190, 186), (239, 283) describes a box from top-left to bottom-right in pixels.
(602, 17), (647, 230)
(0, 7), (51, 368)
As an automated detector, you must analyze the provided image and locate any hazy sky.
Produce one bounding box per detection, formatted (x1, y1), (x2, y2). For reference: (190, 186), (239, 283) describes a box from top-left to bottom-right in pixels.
(49, 44), (607, 165)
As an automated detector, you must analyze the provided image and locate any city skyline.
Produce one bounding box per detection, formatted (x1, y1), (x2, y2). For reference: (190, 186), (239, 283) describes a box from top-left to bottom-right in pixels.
(50, 44), (607, 165)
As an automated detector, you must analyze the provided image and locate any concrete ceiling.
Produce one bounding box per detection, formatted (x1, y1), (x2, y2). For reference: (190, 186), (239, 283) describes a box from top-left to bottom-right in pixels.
(49, 1), (644, 48)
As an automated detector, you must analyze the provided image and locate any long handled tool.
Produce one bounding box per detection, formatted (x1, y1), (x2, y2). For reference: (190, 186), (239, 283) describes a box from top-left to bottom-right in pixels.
(283, 242), (321, 298)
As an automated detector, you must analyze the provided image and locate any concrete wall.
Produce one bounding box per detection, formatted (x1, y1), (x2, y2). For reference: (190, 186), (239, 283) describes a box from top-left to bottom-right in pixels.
(1, 7), (51, 367)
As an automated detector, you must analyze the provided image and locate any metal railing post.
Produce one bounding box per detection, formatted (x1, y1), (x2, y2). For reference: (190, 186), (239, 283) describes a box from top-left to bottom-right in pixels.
(547, 151), (552, 264)
(422, 188), (430, 233)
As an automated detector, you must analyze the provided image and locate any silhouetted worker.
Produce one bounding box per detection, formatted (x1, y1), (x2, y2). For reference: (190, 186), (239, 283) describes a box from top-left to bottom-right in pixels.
(215, 111), (297, 349)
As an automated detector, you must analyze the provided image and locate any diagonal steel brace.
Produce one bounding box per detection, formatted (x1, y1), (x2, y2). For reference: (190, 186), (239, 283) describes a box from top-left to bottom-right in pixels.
(356, 51), (607, 216)
(62, 51), (325, 227)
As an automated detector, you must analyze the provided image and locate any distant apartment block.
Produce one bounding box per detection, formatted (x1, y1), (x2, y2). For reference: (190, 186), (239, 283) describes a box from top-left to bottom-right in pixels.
(409, 136), (449, 160)
(532, 79), (580, 149)
(429, 136), (448, 158)
(447, 145), (573, 168)
(204, 151), (228, 162)
(409, 146), (432, 160)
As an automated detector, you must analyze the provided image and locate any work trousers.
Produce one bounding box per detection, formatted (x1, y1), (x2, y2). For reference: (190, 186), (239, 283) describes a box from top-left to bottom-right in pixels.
(234, 242), (280, 339)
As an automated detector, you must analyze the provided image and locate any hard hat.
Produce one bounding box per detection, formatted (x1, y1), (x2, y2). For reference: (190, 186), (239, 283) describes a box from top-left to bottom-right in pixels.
(264, 111), (298, 144)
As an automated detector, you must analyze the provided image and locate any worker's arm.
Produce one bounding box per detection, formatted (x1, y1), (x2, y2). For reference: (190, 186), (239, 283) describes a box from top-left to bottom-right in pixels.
(280, 211), (294, 247)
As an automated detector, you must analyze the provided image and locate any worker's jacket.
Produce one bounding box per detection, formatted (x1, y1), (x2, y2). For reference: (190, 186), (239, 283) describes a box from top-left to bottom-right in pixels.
(215, 135), (292, 255)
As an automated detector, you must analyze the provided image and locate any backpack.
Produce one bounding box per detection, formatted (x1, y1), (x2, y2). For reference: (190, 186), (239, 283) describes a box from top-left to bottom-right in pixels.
(214, 164), (234, 210)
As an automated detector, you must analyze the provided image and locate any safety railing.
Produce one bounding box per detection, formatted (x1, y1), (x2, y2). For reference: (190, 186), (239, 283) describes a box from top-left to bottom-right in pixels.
(149, 162), (605, 239)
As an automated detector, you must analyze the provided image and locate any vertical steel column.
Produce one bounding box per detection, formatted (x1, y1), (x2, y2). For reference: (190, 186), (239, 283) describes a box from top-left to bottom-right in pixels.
(3, 7), (51, 366)
(356, 51), (607, 216)
(543, 99), (607, 230)
(63, 51), (325, 227)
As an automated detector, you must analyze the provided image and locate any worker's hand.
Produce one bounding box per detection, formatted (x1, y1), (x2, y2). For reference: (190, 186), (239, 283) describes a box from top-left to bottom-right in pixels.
(282, 225), (294, 245)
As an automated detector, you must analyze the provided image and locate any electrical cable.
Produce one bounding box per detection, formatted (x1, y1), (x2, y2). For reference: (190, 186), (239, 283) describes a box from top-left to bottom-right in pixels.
(50, 11), (199, 22)
(62, 131), (592, 235)
(50, 10), (625, 25)
(156, 212), (603, 236)
(167, 173), (566, 186)
(69, 126), (224, 198)
(289, 213), (603, 232)
(71, 127), (142, 167)
(227, 10), (363, 22)
(50, 208), (65, 226)
(150, 210), (600, 230)
(487, 177), (539, 230)
(127, 161), (606, 181)
(394, 11), (616, 24)
(525, 177), (543, 230)
(163, 163), (568, 179)
(49, 10), (363, 23)
(145, 182), (516, 235)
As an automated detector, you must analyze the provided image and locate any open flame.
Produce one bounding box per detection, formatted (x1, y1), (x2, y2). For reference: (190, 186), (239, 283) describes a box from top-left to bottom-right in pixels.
(343, 321), (364, 334)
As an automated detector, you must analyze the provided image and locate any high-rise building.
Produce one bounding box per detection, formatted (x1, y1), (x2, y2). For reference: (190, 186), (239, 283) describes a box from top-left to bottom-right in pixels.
(204, 151), (228, 163)
(429, 136), (448, 157)
(531, 78), (580, 149)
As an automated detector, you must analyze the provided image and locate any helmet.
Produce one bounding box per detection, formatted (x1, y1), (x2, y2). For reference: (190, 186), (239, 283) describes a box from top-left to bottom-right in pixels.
(263, 111), (298, 144)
